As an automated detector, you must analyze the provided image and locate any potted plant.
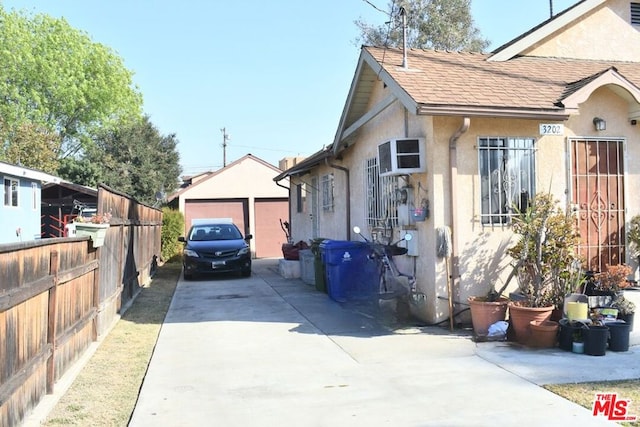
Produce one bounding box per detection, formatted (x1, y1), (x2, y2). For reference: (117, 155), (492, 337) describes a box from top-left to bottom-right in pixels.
(588, 264), (632, 307)
(572, 330), (584, 354)
(612, 293), (636, 331)
(506, 193), (582, 345)
(74, 211), (112, 248)
(468, 292), (509, 340)
(628, 214), (640, 263)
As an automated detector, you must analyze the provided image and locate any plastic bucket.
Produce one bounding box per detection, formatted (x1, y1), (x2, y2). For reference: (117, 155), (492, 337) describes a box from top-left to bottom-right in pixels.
(566, 302), (588, 321)
(583, 325), (609, 356)
(607, 322), (631, 352)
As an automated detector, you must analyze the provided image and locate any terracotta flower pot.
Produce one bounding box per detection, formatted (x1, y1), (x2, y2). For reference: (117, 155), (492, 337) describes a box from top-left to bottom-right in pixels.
(508, 302), (554, 345)
(528, 320), (559, 348)
(468, 296), (508, 338)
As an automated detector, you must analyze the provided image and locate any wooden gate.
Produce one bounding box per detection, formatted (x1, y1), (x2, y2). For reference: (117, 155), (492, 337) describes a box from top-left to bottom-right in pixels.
(570, 138), (626, 271)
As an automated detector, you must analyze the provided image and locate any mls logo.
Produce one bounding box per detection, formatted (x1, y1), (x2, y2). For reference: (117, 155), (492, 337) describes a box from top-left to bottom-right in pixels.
(592, 393), (637, 421)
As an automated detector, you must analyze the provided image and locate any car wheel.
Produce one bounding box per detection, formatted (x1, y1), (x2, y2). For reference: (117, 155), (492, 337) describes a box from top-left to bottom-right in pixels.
(241, 267), (251, 277)
(184, 271), (193, 280)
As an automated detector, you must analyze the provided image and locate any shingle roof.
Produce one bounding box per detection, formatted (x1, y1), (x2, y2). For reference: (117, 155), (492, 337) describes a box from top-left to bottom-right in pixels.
(365, 46), (640, 112)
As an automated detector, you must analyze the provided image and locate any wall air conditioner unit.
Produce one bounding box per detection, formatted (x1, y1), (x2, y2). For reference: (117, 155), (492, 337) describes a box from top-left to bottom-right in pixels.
(377, 138), (426, 177)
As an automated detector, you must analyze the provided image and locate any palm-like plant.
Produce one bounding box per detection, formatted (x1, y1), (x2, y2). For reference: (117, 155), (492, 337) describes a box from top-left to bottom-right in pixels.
(507, 193), (582, 308)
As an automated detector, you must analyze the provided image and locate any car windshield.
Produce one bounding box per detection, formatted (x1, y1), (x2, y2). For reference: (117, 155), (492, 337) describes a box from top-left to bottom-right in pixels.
(189, 224), (242, 241)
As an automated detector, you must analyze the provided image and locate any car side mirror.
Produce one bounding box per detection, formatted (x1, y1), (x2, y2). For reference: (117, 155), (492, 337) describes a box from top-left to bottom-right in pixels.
(245, 234), (253, 241)
(178, 236), (186, 242)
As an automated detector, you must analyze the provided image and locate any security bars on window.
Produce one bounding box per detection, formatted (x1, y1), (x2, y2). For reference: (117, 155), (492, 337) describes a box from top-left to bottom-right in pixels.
(365, 157), (399, 228)
(478, 137), (536, 225)
(321, 173), (334, 212)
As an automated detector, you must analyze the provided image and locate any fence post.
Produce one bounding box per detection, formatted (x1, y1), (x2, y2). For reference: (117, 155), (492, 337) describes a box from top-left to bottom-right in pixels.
(46, 251), (59, 394)
(92, 252), (100, 341)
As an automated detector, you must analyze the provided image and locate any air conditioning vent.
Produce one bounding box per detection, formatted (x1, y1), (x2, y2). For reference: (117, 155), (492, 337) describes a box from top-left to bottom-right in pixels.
(377, 138), (425, 176)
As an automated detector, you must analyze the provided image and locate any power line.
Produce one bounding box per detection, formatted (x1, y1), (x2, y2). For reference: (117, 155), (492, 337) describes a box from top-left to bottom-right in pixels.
(361, 0), (389, 15)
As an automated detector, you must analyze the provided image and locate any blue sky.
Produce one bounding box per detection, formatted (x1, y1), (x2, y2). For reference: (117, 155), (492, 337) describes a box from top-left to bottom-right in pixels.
(2, 0), (576, 176)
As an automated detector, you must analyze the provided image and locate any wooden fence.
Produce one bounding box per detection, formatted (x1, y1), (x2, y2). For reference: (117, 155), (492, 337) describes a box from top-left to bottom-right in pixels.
(0, 184), (162, 427)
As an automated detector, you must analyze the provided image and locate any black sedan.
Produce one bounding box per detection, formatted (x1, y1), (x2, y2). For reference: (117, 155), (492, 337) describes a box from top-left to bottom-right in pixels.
(178, 221), (252, 279)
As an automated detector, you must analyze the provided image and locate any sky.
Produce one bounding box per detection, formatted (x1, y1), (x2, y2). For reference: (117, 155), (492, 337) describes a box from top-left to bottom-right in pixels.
(2, 0), (577, 176)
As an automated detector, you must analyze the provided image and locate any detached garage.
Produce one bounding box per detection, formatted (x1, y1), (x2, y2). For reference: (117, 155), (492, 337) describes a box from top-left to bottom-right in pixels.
(168, 154), (289, 258)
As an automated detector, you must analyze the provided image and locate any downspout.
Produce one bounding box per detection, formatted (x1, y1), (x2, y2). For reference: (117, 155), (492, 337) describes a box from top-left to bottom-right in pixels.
(448, 117), (470, 282)
(275, 180), (289, 192)
(326, 159), (350, 240)
(274, 179), (292, 242)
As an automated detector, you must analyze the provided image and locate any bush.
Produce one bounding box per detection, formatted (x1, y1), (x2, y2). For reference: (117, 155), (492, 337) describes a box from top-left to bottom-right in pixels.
(161, 207), (184, 262)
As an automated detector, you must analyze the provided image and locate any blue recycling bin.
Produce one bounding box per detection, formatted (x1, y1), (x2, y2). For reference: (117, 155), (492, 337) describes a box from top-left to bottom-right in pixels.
(320, 240), (378, 302)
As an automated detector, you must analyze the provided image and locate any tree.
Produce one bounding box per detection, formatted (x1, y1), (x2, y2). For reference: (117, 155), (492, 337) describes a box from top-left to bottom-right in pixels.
(355, 0), (489, 52)
(57, 156), (103, 187)
(86, 116), (182, 206)
(0, 120), (60, 173)
(0, 6), (143, 161)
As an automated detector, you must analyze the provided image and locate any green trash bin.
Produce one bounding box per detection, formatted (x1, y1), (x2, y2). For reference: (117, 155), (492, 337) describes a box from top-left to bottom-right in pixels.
(310, 238), (327, 293)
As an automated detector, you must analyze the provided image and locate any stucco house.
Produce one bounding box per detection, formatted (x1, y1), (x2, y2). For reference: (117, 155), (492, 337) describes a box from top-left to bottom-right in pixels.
(275, 0), (640, 324)
(0, 161), (61, 244)
(168, 154), (289, 258)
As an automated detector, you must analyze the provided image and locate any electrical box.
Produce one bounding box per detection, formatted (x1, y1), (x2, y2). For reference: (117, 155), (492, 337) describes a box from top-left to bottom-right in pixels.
(401, 230), (419, 257)
(396, 186), (414, 226)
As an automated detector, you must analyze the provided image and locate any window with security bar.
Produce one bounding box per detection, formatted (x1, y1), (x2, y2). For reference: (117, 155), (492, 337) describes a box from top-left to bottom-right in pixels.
(478, 137), (536, 225)
(365, 157), (399, 228)
(321, 173), (334, 212)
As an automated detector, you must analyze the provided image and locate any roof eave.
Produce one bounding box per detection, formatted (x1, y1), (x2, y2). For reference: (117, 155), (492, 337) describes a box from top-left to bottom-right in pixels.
(331, 48), (417, 156)
(273, 150), (333, 182)
(417, 105), (570, 120)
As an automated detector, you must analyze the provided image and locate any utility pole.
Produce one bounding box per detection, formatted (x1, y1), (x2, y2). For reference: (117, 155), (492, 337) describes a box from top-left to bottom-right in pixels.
(220, 127), (230, 167)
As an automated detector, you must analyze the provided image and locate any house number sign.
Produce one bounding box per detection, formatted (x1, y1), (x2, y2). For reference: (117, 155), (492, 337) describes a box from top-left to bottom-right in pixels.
(539, 124), (564, 135)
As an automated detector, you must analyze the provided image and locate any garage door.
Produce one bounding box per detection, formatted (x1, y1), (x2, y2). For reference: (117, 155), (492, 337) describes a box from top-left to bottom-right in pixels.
(184, 199), (247, 235)
(254, 199), (289, 258)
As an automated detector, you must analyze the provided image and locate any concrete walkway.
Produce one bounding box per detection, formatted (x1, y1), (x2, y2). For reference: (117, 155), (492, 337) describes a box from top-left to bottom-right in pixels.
(128, 259), (638, 426)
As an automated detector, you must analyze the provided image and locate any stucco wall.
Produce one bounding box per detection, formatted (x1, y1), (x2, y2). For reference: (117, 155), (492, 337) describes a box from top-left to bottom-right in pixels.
(324, 82), (640, 324)
(525, 0), (640, 61)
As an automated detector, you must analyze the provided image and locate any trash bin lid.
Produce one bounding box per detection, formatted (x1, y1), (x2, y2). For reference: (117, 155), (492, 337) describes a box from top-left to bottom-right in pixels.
(319, 240), (367, 250)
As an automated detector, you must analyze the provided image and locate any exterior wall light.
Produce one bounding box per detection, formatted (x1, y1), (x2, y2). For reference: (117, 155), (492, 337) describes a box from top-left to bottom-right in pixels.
(593, 117), (606, 131)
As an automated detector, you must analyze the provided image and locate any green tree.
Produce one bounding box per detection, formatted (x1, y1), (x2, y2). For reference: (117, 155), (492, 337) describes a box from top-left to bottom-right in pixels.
(87, 116), (181, 205)
(355, 0), (489, 52)
(0, 5), (142, 161)
(0, 120), (60, 173)
(57, 156), (103, 187)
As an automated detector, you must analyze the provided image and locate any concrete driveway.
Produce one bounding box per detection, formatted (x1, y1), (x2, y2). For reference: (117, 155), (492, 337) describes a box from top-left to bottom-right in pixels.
(129, 259), (638, 426)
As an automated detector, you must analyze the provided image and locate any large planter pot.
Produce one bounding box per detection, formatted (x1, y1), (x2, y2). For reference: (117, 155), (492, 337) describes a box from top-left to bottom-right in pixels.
(468, 296), (509, 339)
(583, 325), (609, 356)
(607, 321), (631, 352)
(508, 302), (554, 345)
(558, 319), (585, 351)
(74, 223), (110, 248)
(618, 312), (634, 332)
(528, 320), (558, 348)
